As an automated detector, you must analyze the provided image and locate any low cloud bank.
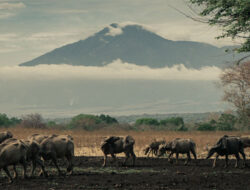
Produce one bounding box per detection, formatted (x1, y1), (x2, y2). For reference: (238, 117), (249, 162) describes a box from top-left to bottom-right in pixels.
(0, 59), (221, 81)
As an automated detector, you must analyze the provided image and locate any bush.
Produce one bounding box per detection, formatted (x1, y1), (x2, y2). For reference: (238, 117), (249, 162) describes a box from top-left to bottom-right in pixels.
(176, 125), (188, 131)
(0, 113), (21, 127)
(160, 117), (184, 126)
(197, 123), (216, 131)
(21, 113), (46, 128)
(135, 118), (159, 126)
(47, 121), (57, 128)
(216, 113), (236, 131)
(68, 114), (102, 130)
(99, 114), (118, 124)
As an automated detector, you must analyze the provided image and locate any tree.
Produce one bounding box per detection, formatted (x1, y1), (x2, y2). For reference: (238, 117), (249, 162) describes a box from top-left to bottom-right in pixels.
(135, 118), (159, 126)
(0, 113), (21, 127)
(188, 0), (250, 54)
(21, 113), (45, 128)
(220, 61), (250, 128)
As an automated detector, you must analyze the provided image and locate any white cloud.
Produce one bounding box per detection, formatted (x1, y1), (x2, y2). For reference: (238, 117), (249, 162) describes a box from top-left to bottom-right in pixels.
(0, 59), (221, 81)
(50, 9), (88, 14)
(0, 2), (25, 10)
(105, 24), (123, 37)
(0, 12), (15, 19)
(0, 33), (18, 41)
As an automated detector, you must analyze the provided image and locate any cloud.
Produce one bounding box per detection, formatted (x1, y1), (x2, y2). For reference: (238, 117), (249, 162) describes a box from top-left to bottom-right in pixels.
(0, 59), (221, 81)
(0, 2), (25, 10)
(105, 24), (123, 37)
(0, 2), (25, 19)
(50, 9), (88, 14)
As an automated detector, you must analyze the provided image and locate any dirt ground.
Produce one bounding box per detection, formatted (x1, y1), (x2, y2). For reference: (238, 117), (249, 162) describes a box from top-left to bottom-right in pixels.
(1, 156), (250, 190)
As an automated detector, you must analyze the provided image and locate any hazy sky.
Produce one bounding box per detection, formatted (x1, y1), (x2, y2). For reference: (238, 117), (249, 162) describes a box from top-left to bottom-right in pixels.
(0, 0), (239, 66)
(0, 0), (232, 117)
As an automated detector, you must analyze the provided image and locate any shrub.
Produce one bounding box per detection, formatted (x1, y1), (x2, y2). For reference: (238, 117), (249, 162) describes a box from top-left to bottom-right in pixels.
(99, 114), (118, 124)
(0, 113), (21, 127)
(197, 123), (216, 131)
(21, 113), (46, 128)
(68, 114), (104, 130)
(135, 118), (159, 126)
(216, 113), (237, 131)
(160, 117), (184, 126)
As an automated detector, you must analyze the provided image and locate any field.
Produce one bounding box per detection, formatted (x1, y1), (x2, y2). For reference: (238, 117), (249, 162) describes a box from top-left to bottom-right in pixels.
(0, 128), (250, 189)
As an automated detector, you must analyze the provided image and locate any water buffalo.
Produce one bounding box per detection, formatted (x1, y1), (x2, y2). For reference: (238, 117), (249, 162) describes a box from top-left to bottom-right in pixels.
(158, 138), (197, 165)
(101, 136), (136, 167)
(240, 136), (250, 148)
(3, 138), (48, 177)
(207, 135), (246, 168)
(0, 131), (13, 143)
(39, 135), (74, 175)
(0, 140), (28, 183)
(28, 134), (49, 144)
(144, 140), (165, 157)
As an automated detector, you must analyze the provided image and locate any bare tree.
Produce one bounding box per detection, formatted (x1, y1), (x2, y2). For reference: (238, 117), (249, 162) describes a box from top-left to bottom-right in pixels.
(220, 61), (250, 129)
(21, 113), (46, 128)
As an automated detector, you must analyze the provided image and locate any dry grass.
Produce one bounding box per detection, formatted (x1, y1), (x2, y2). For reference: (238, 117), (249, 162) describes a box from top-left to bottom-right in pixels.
(1, 128), (250, 158)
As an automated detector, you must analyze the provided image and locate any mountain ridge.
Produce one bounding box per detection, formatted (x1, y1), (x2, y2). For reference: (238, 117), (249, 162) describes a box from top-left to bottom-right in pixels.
(20, 23), (240, 68)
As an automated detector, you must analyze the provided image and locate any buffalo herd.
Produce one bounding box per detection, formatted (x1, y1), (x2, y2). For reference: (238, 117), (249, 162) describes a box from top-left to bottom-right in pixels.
(0, 131), (249, 183)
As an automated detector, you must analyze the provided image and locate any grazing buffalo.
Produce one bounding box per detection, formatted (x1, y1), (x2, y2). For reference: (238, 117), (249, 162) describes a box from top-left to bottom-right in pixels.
(207, 135), (246, 168)
(158, 138), (197, 165)
(0, 140), (28, 183)
(0, 131), (13, 143)
(39, 135), (74, 175)
(240, 136), (250, 148)
(3, 138), (48, 177)
(144, 140), (165, 157)
(101, 136), (136, 167)
(28, 134), (49, 144)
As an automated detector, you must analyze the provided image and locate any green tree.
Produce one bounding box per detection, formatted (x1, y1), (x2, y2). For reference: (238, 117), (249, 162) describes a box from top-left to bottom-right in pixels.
(135, 118), (159, 126)
(99, 114), (118, 124)
(0, 113), (21, 127)
(68, 114), (102, 130)
(197, 123), (216, 131)
(217, 113), (237, 131)
(160, 117), (184, 126)
(189, 0), (250, 54)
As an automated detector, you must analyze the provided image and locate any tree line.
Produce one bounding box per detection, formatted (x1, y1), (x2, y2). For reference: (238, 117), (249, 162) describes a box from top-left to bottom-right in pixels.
(0, 112), (248, 131)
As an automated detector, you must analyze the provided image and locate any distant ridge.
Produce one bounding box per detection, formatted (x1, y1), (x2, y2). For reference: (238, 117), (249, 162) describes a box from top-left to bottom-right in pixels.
(20, 23), (241, 68)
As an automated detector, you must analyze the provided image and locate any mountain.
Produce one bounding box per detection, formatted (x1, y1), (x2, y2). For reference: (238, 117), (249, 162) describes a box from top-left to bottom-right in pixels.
(20, 23), (240, 68)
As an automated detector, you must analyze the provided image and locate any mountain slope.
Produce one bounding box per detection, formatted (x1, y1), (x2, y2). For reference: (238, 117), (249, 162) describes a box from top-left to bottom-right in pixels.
(20, 23), (239, 68)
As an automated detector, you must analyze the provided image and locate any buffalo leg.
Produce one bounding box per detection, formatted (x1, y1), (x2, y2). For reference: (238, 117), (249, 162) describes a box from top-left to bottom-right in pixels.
(175, 153), (179, 164)
(168, 152), (174, 162)
(13, 165), (18, 179)
(51, 157), (63, 175)
(239, 149), (246, 167)
(3, 167), (13, 183)
(102, 154), (107, 167)
(20, 157), (28, 179)
(235, 153), (240, 168)
(123, 152), (130, 166)
(66, 154), (73, 174)
(111, 153), (118, 166)
(213, 154), (219, 168)
(190, 148), (197, 160)
(185, 152), (191, 165)
(224, 154), (229, 168)
(35, 157), (48, 177)
(31, 160), (37, 177)
(130, 149), (136, 166)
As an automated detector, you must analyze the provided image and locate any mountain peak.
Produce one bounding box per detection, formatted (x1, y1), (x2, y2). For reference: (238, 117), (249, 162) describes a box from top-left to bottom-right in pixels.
(20, 23), (239, 68)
